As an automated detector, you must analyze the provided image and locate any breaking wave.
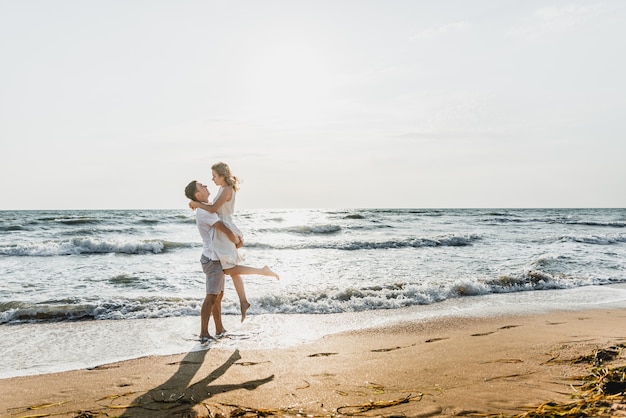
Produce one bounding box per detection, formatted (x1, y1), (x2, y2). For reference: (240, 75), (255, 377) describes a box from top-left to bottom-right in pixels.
(557, 234), (626, 245)
(0, 238), (194, 256)
(3, 267), (613, 324)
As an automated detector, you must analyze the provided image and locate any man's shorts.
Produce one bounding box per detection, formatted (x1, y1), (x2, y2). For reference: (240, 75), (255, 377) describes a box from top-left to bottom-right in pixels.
(201, 255), (225, 295)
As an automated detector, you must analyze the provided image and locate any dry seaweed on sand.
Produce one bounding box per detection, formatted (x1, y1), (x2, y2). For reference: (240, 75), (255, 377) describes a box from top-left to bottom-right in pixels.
(510, 397), (618, 418)
(26, 401), (70, 410)
(208, 394), (422, 417)
(551, 344), (626, 367)
(508, 348), (626, 418)
(573, 344), (626, 366)
(208, 401), (296, 417)
(5, 401), (71, 418)
(336, 393), (421, 416)
(579, 365), (626, 397)
(95, 391), (137, 402)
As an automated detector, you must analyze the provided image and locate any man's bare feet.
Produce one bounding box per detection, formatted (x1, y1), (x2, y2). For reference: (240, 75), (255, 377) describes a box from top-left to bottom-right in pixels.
(262, 266), (280, 280)
(199, 335), (214, 344)
(241, 301), (251, 322)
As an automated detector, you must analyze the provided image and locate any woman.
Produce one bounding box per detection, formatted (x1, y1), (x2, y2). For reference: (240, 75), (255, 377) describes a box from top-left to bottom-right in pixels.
(189, 162), (279, 322)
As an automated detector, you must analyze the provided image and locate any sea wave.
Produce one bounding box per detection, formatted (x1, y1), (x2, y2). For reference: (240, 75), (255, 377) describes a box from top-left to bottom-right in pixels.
(481, 270), (588, 290)
(0, 233), (480, 255)
(331, 234), (480, 250)
(133, 214), (195, 225)
(255, 269), (619, 314)
(242, 234), (481, 250)
(289, 224), (342, 234)
(0, 297), (202, 324)
(344, 214), (365, 219)
(0, 225), (26, 231)
(483, 216), (626, 228)
(0, 238), (194, 256)
(557, 234), (626, 245)
(314, 234), (480, 251)
(261, 224), (343, 235)
(254, 233), (480, 250)
(3, 268), (610, 324)
(555, 219), (626, 228)
(36, 216), (103, 226)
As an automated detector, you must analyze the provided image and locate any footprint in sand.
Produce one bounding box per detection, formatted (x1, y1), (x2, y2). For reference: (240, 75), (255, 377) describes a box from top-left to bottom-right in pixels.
(371, 342), (417, 352)
(472, 325), (520, 336)
(235, 361), (270, 366)
(87, 364), (120, 370)
(499, 325), (520, 329)
(308, 352), (339, 357)
(371, 346), (402, 353)
(425, 337), (449, 343)
(481, 358), (523, 364)
(166, 360), (202, 365)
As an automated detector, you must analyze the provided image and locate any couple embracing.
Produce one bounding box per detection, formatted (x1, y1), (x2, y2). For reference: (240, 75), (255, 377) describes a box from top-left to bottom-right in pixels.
(185, 162), (279, 344)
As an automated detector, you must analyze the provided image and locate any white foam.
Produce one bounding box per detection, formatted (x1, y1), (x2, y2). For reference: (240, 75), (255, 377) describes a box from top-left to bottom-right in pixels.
(2, 284), (626, 379)
(0, 237), (166, 256)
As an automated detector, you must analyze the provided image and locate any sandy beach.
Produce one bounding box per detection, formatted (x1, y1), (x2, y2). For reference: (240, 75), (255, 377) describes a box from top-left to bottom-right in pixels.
(2, 308), (626, 418)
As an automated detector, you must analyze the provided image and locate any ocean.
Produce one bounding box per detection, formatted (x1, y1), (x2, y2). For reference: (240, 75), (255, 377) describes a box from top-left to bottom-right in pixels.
(2, 208), (626, 378)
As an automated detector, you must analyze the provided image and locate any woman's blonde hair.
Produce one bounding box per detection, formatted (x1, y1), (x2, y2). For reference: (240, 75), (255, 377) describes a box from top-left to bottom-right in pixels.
(212, 162), (240, 192)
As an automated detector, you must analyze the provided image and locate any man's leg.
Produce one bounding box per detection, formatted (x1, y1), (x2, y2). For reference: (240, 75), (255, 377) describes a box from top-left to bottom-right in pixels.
(212, 291), (226, 335)
(201, 259), (224, 339)
(201, 293), (218, 338)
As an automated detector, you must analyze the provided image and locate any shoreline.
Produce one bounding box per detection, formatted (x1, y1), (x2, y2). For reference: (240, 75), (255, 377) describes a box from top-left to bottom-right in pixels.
(0, 284), (626, 379)
(3, 307), (626, 417)
(3, 284), (626, 380)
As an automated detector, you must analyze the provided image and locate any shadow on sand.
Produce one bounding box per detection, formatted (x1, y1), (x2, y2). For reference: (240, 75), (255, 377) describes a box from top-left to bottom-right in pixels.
(119, 347), (273, 417)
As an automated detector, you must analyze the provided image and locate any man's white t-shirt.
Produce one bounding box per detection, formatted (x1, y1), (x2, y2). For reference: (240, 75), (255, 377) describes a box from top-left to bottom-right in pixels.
(196, 209), (220, 260)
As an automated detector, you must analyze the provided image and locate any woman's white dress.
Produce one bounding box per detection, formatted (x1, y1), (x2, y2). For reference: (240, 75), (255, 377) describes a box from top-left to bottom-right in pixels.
(212, 187), (244, 269)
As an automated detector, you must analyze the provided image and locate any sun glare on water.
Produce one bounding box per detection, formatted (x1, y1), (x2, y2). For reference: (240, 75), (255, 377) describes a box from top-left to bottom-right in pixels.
(245, 209), (330, 288)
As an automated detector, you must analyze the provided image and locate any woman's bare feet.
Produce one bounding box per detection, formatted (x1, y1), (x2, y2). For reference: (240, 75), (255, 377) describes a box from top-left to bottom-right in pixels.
(241, 301), (251, 322)
(262, 266), (280, 280)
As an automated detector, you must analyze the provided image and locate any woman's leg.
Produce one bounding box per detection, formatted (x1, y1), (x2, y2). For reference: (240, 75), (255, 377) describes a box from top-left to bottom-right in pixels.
(224, 265), (280, 280)
(230, 273), (251, 322)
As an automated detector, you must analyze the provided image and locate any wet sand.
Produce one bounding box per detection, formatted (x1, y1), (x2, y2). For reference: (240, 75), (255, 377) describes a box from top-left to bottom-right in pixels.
(2, 308), (626, 417)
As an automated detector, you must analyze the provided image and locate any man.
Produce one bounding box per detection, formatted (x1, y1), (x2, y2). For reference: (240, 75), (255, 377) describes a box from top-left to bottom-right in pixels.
(184, 180), (242, 344)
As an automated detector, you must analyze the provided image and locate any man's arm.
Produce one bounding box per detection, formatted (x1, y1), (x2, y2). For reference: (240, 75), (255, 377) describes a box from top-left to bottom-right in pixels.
(189, 187), (233, 213)
(214, 221), (243, 248)
(190, 200), (216, 213)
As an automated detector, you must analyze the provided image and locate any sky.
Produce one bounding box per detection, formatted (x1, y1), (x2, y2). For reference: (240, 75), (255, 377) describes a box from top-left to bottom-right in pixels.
(1, 0), (625, 210)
